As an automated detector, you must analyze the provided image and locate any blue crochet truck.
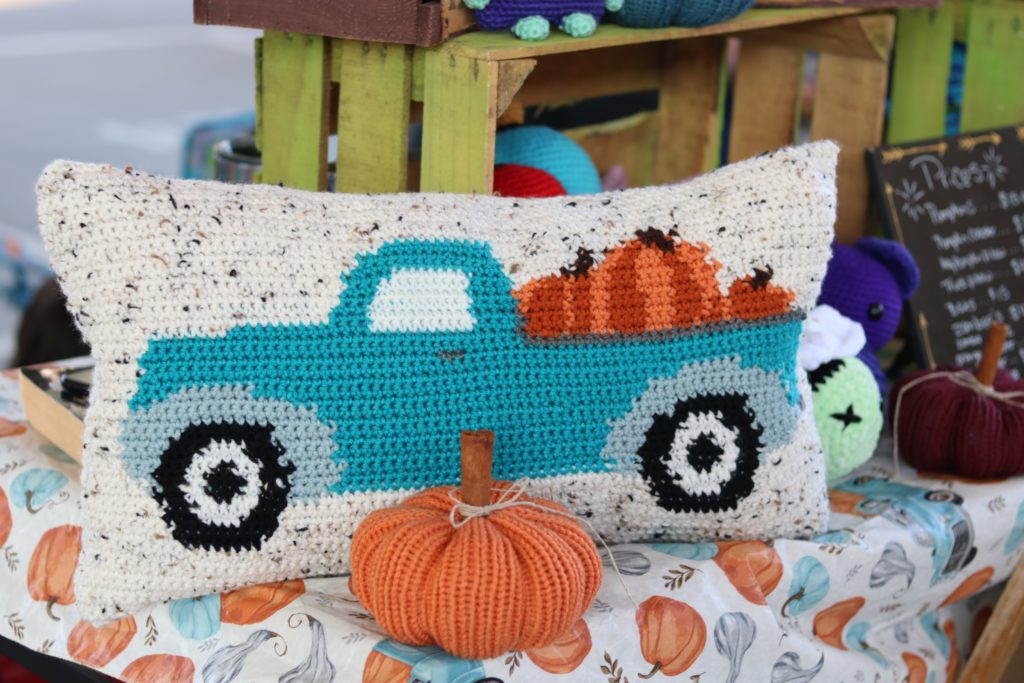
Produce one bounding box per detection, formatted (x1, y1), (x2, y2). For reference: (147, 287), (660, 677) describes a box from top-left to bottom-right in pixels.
(121, 239), (802, 552)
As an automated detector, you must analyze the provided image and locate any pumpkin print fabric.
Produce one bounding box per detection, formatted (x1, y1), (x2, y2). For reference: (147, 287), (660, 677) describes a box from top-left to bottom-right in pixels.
(0, 360), (1011, 683)
(0, 358), (1020, 683)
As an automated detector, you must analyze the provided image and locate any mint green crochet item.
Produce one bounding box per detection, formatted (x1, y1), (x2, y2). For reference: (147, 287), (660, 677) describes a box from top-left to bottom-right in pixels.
(464, 0), (490, 8)
(808, 357), (882, 481)
(561, 12), (598, 36)
(512, 15), (551, 40)
(605, 0), (625, 10)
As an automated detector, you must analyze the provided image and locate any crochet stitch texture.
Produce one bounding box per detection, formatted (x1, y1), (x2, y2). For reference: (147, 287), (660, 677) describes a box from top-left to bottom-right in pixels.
(37, 142), (837, 622)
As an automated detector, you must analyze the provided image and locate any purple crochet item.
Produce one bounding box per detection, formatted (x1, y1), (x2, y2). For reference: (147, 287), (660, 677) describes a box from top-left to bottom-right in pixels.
(473, 0), (606, 30)
(818, 238), (920, 387)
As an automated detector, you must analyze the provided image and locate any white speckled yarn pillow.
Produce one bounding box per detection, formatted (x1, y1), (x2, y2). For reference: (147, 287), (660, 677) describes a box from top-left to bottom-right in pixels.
(38, 142), (837, 622)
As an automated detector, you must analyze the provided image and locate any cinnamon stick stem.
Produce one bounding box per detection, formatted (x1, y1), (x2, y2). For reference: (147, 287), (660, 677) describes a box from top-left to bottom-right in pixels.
(976, 321), (1008, 386)
(460, 430), (494, 507)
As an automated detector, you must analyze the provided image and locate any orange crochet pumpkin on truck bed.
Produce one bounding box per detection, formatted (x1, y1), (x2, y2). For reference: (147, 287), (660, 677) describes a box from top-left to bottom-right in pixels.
(513, 229), (795, 338)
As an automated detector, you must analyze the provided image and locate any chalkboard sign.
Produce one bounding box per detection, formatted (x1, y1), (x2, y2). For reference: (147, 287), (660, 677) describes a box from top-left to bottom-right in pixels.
(867, 126), (1024, 378)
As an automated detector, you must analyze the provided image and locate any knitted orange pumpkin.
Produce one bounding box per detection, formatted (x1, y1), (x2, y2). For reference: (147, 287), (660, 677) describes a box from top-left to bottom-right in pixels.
(350, 430), (602, 660)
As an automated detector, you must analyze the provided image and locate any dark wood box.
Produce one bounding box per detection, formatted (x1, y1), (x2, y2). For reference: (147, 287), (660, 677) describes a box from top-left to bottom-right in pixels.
(194, 0), (477, 46)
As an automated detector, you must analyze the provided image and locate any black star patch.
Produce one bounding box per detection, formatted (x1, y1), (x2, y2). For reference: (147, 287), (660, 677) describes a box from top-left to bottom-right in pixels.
(831, 404), (863, 430)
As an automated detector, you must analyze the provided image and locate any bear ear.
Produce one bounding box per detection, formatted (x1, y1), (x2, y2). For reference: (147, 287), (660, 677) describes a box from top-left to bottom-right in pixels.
(855, 237), (920, 299)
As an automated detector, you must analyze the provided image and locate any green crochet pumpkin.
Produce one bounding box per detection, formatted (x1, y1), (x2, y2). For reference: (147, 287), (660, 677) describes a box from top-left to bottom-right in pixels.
(809, 357), (882, 480)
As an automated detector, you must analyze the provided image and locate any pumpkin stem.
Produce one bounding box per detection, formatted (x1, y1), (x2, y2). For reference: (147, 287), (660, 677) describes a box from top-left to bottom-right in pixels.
(460, 430), (494, 507)
(781, 588), (804, 617)
(25, 491), (42, 515)
(45, 597), (60, 621)
(638, 661), (662, 679)
(975, 321), (1008, 387)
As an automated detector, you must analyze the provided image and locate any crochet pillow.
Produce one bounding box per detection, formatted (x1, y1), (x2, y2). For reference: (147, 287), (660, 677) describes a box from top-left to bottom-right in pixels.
(37, 142), (837, 622)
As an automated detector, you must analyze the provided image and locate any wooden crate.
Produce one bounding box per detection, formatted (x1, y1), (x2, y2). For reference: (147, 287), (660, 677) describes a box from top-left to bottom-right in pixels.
(254, 8), (897, 242)
(888, 0), (1024, 143)
(195, 0), (476, 46)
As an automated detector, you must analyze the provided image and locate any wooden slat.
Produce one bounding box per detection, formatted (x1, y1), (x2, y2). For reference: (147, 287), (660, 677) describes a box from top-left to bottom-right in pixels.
(654, 38), (725, 183)
(809, 14), (895, 242)
(960, 0), (1024, 134)
(420, 50), (498, 194)
(259, 31), (331, 191)
(960, 557), (1024, 683)
(195, 0), (449, 46)
(336, 40), (413, 194)
(729, 40), (803, 163)
(254, 37), (263, 155)
(886, 5), (955, 143)
(514, 44), (663, 107)
(496, 59), (536, 118)
(750, 14), (897, 59)
(445, 8), (865, 59)
(568, 112), (660, 188)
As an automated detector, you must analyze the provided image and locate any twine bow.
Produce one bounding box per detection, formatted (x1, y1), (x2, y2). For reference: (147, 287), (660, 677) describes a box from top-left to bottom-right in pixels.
(447, 479), (640, 609)
(891, 370), (1024, 475)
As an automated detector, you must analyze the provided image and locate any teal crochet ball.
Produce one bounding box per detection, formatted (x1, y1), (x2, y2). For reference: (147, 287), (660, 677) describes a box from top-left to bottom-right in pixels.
(495, 126), (602, 195)
(808, 357), (883, 481)
(610, 0), (755, 28)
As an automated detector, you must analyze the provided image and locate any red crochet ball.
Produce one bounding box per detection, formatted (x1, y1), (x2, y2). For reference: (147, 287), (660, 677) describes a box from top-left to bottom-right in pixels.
(493, 164), (567, 198)
(890, 367), (1024, 478)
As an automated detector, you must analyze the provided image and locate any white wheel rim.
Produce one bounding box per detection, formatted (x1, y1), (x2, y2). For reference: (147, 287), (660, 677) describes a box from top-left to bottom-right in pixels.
(181, 439), (262, 528)
(665, 411), (741, 497)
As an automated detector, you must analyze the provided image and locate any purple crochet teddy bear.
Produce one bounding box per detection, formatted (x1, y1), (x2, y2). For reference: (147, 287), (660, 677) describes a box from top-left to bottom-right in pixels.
(818, 238), (920, 388)
(465, 0), (623, 40)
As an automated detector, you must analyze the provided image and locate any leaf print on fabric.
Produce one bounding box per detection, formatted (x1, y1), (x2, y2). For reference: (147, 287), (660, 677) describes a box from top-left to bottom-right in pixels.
(279, 614), (335, 683)
(170, 593), (221, 640)
(869, 542), (915, 591)
(599, 548), (652, 576)
(635, 596), (706, 679)
(771, 651), (824, 683)
(1005, 501), (1024, 553)
(202, 630), (287, 683)
(782, 557), (830, 616)
(714, 612), (756, 683)
(11, 469), (69, 513)
(812, 597), (864, 649)
(648, 543), (719, 561)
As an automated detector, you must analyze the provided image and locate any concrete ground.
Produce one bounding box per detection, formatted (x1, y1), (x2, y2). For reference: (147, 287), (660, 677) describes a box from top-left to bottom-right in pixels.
(0, 0), (258, 359)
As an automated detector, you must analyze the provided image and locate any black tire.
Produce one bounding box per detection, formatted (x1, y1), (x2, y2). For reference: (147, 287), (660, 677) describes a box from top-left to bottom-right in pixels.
(153, 421), (295, 551)
(638, 392), (763, 513)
